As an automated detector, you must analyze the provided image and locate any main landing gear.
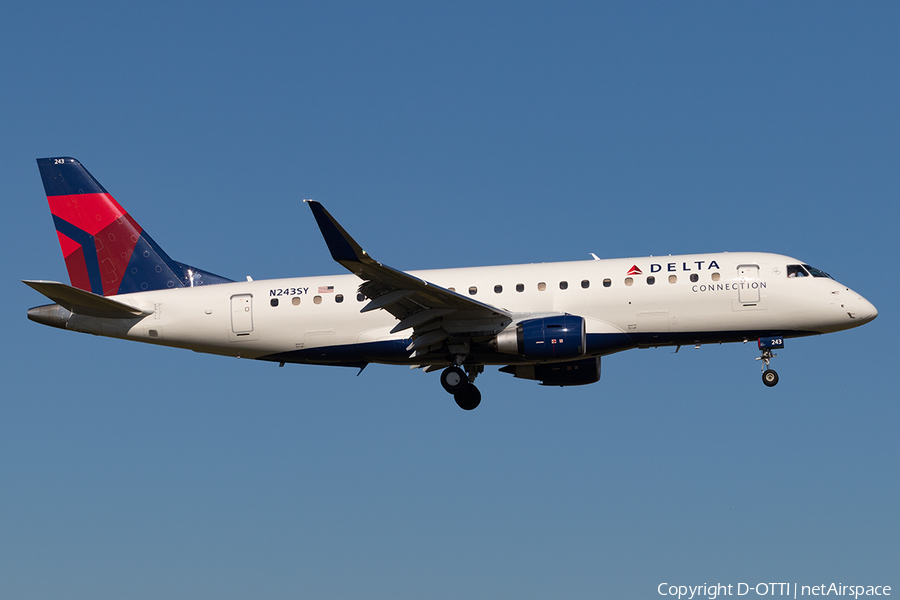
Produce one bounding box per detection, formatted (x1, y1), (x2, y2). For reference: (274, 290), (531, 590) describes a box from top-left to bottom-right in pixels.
(441, 364), (483, 410)
(756, 336), (783, 388)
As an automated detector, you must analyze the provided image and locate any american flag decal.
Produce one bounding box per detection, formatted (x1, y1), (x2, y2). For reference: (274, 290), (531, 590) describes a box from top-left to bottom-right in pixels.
(318, 285), (334, 293)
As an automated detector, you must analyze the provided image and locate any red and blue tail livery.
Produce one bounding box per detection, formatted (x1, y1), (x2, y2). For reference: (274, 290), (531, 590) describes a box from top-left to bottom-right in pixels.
(37, 157), (231, 296)
(26, 157), (877, 410)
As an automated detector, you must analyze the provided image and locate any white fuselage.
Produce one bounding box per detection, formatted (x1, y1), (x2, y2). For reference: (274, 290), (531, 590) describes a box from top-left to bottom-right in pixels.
(64, 252), (876, 367)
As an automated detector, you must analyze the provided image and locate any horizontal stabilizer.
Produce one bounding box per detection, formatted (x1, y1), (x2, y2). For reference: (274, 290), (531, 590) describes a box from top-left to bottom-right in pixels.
(23, 280), (150, 319)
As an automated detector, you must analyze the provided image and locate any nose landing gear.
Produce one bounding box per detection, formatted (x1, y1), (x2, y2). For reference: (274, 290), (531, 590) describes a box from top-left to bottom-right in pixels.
(440, 362), (483, 410)
(756, 336), (783, 387)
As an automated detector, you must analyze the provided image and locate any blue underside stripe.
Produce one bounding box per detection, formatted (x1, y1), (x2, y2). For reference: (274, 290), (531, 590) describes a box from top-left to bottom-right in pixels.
(255, 330), (817, 368)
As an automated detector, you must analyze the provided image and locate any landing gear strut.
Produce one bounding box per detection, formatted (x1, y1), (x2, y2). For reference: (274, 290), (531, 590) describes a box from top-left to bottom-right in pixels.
(756, 336), (783, 388)
(441, 362), (483, 410)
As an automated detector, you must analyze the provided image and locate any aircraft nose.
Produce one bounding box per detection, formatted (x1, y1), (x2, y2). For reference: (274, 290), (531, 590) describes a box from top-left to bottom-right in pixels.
(858, 295), (878, 324)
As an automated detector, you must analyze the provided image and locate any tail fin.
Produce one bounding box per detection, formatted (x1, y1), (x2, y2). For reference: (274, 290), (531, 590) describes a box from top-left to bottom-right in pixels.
(37, 157), (232, 296)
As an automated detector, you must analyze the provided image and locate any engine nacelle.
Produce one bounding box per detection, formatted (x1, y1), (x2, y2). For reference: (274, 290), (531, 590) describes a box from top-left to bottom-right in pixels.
(493, 315), (586, 360)
(500, 357), (601, 386)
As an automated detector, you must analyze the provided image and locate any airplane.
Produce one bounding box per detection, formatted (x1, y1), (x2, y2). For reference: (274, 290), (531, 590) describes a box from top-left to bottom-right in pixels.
(25, 157), (878, 410)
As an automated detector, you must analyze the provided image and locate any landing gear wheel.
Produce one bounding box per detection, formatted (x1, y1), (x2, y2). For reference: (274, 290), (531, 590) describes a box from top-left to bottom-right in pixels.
(454, 385), (482, 410)
(441, 366), (468, 394)
(762, 369), (779, 387)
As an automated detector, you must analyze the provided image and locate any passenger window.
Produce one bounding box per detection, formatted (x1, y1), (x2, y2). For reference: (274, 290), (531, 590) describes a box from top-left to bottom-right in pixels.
(690, 274), (698, 283)
(581, 280), (590, 289)
(357, 293), (365, 302)
(668, 275), (677, 284)
(494, 285), (502, 293)
(711, 272), (720, 282)
(292, 297), (301, 306)
(625, 277), (634, 286)
(559, 281), (568, 290)
(469, 286), (477, 295)
(448, 287), (455, 292)
(313, 295), (322, 304)
(647, 276), (655, 285)
(270, 298), (279, 307)
(516, 283), (524, 292)
(603, 278), (611, 288)
(538, 282), (547, 291)
(335, 294), (343, 303)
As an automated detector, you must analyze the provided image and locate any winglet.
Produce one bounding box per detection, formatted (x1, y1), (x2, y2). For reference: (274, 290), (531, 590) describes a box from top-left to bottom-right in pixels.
(305, 200), (370, 269)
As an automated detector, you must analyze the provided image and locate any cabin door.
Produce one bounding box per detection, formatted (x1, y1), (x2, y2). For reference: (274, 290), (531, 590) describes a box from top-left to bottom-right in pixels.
(231, 294), (254, 336)
(737, 265), (760, 304)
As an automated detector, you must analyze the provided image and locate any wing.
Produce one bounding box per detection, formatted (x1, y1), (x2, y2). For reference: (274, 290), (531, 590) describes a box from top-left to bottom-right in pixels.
(305, 201), (512, 360)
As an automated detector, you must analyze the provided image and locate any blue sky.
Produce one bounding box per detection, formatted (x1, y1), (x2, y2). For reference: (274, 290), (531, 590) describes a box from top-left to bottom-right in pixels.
(2, 2), (898, 598)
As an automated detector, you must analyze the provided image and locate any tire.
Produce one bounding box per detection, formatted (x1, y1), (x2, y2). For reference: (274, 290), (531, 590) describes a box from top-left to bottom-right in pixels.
(441, 366), (468, 394)
(454, 385), (482, 410)
(762, 369), (779, 387)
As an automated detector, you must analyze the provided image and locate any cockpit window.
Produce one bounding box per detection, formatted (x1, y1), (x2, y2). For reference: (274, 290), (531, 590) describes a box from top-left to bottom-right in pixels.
(787, 264), (809, 278)
(803, 264), (833, 279)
